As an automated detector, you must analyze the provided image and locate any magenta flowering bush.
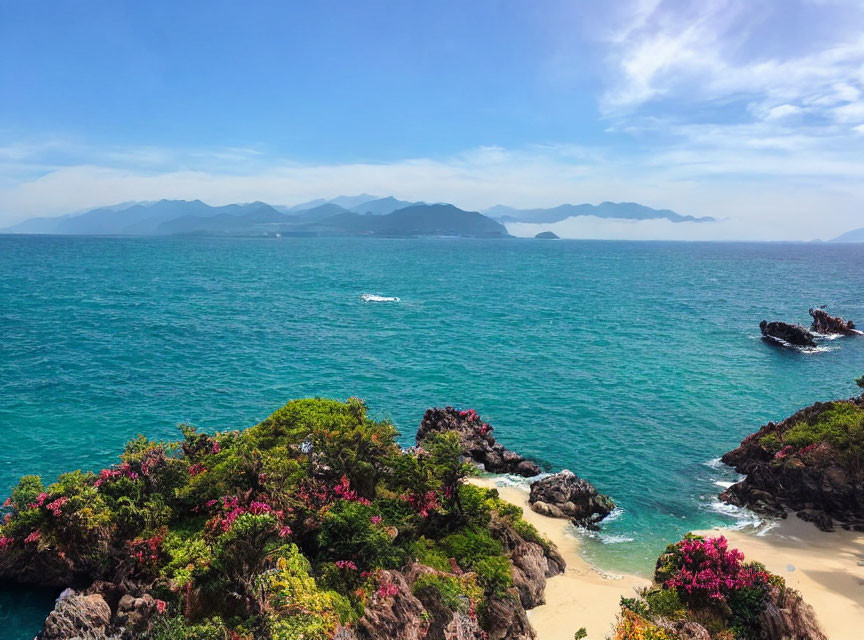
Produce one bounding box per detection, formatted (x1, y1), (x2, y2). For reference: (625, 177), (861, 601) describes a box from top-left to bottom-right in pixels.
(657, 535), (771, 604)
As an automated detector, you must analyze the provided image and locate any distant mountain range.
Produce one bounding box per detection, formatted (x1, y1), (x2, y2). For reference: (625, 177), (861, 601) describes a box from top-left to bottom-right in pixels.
(2, 196), (509, 238)
(483, 201), (714, 224)
(1, 196), (716, 239)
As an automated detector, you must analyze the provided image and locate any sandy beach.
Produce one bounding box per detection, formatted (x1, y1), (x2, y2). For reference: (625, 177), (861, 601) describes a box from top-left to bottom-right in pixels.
(696, 517), (864, 640)
(470, 476), (651, 640)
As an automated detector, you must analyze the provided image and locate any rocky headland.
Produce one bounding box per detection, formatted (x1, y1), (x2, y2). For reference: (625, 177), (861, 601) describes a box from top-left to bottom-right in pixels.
(720, 382), (864, 532)
(528, 470), (614, 530)
(0, 400), (578, 640)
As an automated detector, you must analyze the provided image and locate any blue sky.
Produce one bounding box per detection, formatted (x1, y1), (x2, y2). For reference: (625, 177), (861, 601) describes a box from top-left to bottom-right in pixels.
(2, 0), (864, 239)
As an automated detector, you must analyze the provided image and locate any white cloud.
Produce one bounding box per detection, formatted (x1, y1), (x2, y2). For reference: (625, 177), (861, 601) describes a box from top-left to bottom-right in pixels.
(764, 104), (803, 120)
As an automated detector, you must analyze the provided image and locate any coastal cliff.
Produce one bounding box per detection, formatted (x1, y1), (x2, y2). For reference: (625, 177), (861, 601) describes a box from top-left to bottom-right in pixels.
(0, 400), (568, 640)
(720, 380), (864, 531)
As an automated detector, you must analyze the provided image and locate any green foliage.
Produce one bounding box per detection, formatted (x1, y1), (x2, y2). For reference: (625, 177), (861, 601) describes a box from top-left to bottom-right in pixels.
(783, 403), (864, 450)
(759, 433), (782, 454)
(261, 544), (352, 640)
(474, 555), (513, 597)
(317, 500), (403, 569)
(412, 573), (481, 613)
(574, 628), (588, 640)
(1, 398), (548, 637)
(145, 616), (231, 640)
(440, 527), (503, 569)
(643, 588), (685, 619)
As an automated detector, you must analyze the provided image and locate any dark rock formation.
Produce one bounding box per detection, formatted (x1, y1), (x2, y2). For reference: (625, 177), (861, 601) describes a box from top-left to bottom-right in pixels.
(38, 592), (112, 640)
(720, 397), (864, 531)
(417, 407), (541, 477)
(759, 320), (817, 348)
(528, 470), (615, 529)
(809, 307), (861, 336)
(534, 231), (559, 239)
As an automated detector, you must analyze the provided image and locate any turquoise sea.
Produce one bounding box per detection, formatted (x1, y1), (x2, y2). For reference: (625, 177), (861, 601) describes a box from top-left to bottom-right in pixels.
(2, 235), (864, 637)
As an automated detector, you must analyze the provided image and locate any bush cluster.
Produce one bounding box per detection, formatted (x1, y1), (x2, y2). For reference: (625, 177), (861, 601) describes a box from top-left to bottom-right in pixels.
(0, 398), (542, 639)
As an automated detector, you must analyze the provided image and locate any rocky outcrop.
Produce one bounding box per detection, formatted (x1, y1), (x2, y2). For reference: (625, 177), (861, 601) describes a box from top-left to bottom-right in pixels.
(528, 470), (615, 529)
(759, 320), (817, 348)
(351, 571), (428, 640)
(38, 593), (112, 640)
(809, 308), (861, 336)
(487, 512), (565, 609)
(417, 407), (541, 476)
(482, 596), (535, 640)
(758, 585), (827, 640)
(113, 593), (159, 638)
(720, 397), (864, 531)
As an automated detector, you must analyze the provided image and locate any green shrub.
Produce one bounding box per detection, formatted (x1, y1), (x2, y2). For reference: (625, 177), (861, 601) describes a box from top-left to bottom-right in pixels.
(440, 527), (503, 569)
(644, 588), (685, 619)
(759, 433), (782, 454)
(317, 500), (403, 569)
(474, 555), (513, 597)
(783, 403), (864, 450)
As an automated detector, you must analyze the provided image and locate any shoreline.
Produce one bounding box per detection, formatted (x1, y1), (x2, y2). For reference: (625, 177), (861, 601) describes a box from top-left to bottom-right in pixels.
(696, 516), (864, 640)
(470, 476), (650, 640)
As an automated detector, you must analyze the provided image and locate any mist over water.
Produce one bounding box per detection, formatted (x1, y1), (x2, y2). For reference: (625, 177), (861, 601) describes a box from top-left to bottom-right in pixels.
(2, 235), (863, 637)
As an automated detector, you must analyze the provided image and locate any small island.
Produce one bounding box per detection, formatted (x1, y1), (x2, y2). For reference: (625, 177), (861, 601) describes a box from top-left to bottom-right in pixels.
(534, 231), (559, 239)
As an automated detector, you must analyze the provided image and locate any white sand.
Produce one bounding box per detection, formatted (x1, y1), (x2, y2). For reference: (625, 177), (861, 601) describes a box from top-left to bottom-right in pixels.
(697, 517), (864, 640)
(470, 477), (650, 640)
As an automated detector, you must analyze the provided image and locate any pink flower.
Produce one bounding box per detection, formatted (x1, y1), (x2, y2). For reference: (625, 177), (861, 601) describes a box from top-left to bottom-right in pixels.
(278, 525), (292, 538)
(211, 441), (221, 454)
(377, 582), (399, 599)
(371, 515), (383, 525)
(249, 501), (273, 515)
(46, 497), (68, 517)
(2, 497), (11, 508)
(154, 599), (167, 614)
(664, 536), (769, 603)
(24, 530), (41, 544)
(188, 463), (207, 476)
(335, 560), (358, 570)
(28, 493), (49, 509)
(0, 536), (13, 549)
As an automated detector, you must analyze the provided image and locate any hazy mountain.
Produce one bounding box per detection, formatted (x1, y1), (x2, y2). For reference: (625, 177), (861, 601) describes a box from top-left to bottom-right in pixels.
(1, 200), (290, 235)
(484, 201), (714, 224)
(831, 227), (864, 243)
(349, 196), (420, 215)
(289, 203), (352, 221)
(328, 194), (379, 209)
(155, 203), (288, 235)
(307, 203), (509, 237)
(278, 194), (378, 214)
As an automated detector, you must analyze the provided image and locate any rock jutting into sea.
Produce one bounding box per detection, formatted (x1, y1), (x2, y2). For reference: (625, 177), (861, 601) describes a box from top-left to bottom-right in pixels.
(759, 320), (817, 348)
(719, 386), (864, 532)
(808, 307), (861, 336)
(416, 407), (542, 476)
(528, 470), (615, 530)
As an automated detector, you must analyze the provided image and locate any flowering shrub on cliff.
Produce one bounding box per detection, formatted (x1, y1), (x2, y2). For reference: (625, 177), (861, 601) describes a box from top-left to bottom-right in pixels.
(619, 534), (795, 640)
(657, 535), (771, 605)
(0, 398), (546, 640)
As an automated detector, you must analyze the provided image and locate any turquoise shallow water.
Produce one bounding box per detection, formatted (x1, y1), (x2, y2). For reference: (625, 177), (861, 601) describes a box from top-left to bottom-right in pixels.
(2, 235), (864, 637)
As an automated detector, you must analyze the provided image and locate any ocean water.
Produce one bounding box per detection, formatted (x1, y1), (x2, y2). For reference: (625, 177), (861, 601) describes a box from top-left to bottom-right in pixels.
(2, 235), (864, 637)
